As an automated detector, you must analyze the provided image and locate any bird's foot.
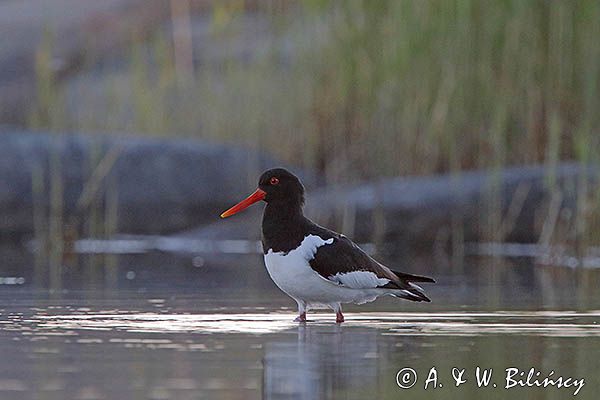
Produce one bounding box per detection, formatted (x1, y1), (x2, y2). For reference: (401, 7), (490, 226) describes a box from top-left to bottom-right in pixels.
(336, 311), (345, 324)
(294, 312), (307, 323)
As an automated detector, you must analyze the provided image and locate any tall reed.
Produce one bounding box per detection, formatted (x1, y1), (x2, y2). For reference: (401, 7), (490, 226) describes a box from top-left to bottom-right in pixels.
(28, 0), (600, 247)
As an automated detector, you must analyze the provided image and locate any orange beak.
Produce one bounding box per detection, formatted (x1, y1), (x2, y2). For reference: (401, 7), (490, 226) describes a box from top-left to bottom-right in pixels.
(220, 188), (266, 218)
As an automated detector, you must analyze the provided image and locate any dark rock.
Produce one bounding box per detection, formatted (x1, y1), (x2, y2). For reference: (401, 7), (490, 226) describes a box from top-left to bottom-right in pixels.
(192, 164), (599, 256)
(0, 130), (314, 238)
(306, 164), (599, 254)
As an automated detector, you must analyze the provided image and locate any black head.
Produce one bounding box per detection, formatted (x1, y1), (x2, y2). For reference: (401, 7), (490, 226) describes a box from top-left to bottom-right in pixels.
(257, 168), (305, 206)
(220, 167), (304, 218)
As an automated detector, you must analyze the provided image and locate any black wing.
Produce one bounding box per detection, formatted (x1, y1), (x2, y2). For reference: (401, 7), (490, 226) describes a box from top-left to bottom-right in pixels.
(307, 223), (434, 302)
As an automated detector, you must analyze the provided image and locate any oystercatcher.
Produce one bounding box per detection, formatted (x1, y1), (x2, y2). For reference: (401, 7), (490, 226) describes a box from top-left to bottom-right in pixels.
(220, 168), (434, 323)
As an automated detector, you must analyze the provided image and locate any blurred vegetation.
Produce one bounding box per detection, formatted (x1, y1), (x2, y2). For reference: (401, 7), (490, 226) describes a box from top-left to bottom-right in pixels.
(27, 0), (600, 254)
(28, 0), (600, 180)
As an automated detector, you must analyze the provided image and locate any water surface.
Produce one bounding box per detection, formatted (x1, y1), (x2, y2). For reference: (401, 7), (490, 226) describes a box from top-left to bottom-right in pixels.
(1, 251), (599, 399)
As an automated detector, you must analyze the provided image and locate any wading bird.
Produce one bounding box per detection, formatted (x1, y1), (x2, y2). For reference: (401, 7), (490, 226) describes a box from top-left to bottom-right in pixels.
(221, 168), (434, 323)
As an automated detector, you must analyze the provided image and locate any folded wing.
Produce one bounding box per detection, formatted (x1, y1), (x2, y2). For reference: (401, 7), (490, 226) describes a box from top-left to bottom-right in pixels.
(308, 232), (434, 302)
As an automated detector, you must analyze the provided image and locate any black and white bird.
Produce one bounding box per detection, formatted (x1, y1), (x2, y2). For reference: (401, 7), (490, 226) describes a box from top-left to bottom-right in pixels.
(220, 168), (434, 323)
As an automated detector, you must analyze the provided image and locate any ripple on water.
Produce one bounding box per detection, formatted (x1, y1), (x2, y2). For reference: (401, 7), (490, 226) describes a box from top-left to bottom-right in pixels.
(5, 310), (597, 337)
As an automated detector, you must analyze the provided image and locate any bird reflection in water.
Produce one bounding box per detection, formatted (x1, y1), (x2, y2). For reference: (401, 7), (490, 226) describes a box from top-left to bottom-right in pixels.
(262, 324), (381, 400)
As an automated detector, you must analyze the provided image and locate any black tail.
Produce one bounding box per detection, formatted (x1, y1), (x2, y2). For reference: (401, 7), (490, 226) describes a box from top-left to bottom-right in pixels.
(391, 270), (436, 283)
(390, 269), (435, 302)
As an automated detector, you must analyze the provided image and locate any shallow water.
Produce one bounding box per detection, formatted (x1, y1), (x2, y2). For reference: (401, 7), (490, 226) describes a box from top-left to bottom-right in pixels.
(1, 285), (599, 400)
(2, 247), (600, 399)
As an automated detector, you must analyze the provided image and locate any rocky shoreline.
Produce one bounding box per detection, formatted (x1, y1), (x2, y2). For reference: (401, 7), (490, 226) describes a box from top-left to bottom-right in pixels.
(0, 129), (294, 238)
(1, 130), (597, 254)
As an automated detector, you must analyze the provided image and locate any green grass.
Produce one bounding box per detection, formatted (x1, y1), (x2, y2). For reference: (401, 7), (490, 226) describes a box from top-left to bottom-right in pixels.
(28, 0), (600, 247)
(30, 1), (600, 176)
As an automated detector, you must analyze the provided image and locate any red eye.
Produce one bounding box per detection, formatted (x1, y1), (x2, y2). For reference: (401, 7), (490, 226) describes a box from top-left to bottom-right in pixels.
(270, 177), (279, 185)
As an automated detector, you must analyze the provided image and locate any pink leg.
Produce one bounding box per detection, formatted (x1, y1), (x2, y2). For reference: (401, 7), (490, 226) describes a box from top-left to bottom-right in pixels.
(294, 312), (306, 322)
(336, 310), (345, 324)
(294, 300), (307, 322)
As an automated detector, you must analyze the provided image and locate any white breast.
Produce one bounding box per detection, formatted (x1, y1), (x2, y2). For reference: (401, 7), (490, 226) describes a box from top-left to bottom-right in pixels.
(263, 235), (333, 297)
(263, 234), (388, 306)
